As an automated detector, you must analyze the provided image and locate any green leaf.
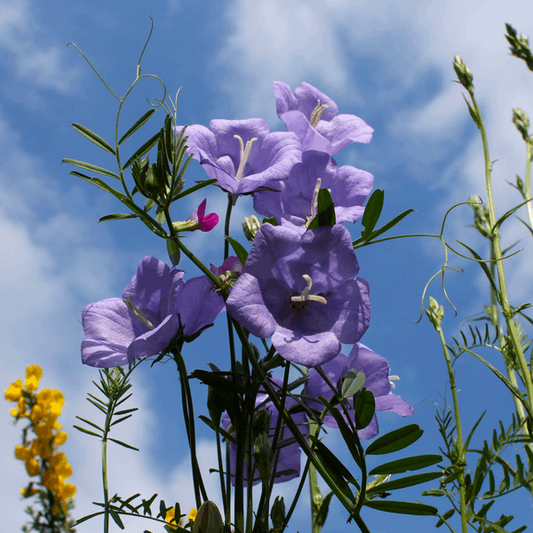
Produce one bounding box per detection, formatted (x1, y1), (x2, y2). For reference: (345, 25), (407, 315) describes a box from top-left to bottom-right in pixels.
(369, 454), (442, 476)
(99, 213), (138, 223)
(366, 424), (423, 455)
(63, 158), (120, 180)
(72, 425), (101, 438)
(309, 436), (356, 503)
(436, 508), (455, 527)
(355, 389), (375, 430)
(173, 179), (218, 201)
(422, 489), (446, 497)
(364, 500), (437, 515)
(119, 109), (157, 145)
(307, 188), (336, 229)
(226, 237), (249, 267)
(361, 189), (384, 240)
(353, 208), (414, 247)
(366, 472), (442, 494)
(108, 438), (140, 451)
(123, 131), (160, 169)
(456, 241), (498, 294)
(73, 511), (105, 525)
(72, 123), (116, 155)
(75, 416), (104, 432)
(109, 508), (125, 529)
(341, 369), (366, 398)
(314, 491), (334, 530)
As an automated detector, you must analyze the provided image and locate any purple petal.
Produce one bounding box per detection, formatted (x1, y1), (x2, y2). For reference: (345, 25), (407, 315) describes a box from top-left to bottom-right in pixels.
(81, 299), (136, 368)
(375, 393), (414, 417)
(127, 314), (180, 362)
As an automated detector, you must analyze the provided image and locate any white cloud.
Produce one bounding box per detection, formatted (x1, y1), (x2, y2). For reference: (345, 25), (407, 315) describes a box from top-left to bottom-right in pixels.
(0, 0), (77, 92)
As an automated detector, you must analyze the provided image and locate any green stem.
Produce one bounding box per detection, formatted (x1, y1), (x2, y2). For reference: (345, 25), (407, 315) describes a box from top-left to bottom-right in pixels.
(436, 321), (468, 533)
(524, 140), (533, 228)
(471, 92), (533, 430)
(224, 193), (233, 261)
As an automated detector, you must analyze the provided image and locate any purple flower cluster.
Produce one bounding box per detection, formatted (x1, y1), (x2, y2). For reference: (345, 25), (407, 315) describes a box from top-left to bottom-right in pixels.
(81, 81), (413, 481)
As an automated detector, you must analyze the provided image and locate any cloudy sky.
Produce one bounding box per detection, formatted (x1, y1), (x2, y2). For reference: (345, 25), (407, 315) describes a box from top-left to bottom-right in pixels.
(2, 0), (533, 531)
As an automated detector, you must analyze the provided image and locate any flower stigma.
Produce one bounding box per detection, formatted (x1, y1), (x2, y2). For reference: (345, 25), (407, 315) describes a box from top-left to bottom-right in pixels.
(290, 274), (327, 312)
(123, 296), (156, 330)
(309, 100), (329, 128)
(234, 134), (258, 181)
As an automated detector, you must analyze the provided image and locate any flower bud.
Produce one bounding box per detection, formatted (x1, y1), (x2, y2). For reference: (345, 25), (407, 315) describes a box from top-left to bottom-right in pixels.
(271, 496), (286, 530)
(242, 214), (261, 241)
(254, 432), (273, 483)
(192, 501), (223, 533)
(512, 108), (531, 143)
(453, 54), (474, 93)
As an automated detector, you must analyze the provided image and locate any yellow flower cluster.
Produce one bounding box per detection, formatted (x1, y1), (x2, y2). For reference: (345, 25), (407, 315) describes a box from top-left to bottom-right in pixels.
(5, 365), (76, 513)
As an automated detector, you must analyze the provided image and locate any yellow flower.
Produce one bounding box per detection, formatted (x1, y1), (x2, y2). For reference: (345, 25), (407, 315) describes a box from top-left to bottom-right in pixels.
(30, 404), (44, 423)
(10, 396), (28, 418)
(14, 445), (32, 461)
(4, 379), (24, 401)
(189, 508), (197, 522)
(36, 388), (52, 405)
(31, 437), (52, 459)
(35, 423), (54, 441)
(20, 486), (40, 497)
(165, 507), (178, 530)
(60, 483), (76, 499)
(25, 458), (41, 477)
(25, 365), (43, 392)
(53, 431), (68, 446)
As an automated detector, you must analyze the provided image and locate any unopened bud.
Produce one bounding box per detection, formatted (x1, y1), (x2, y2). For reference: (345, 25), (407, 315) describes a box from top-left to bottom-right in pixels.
(512, 108), (531, 143)
(192, 501), (223, 533)
(254, 432), (273, 483)
(271, 496), (286, 530)
(242, 215), (261, 241)
(453, 54), (474, 93)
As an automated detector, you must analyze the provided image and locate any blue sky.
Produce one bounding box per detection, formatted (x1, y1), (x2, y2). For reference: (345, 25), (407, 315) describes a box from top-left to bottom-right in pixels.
(1, 0), (533, 531)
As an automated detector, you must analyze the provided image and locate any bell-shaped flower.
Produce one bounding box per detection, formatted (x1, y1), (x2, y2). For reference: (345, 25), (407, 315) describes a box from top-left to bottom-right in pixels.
(274, 81), (373, 155)
(226, 224), (370, 367)
(176, 119), (301, 202)
(253, 151), (373, 232)
(222, 377), (308, 486)
(81, 256), (225, 368)
(306, 343), (413, 439)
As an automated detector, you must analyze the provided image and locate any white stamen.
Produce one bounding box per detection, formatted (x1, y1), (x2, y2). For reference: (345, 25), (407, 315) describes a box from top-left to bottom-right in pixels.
(234, 135), (258, 181)
(309, 100), (329, 128)
(389, 375), (400, 389)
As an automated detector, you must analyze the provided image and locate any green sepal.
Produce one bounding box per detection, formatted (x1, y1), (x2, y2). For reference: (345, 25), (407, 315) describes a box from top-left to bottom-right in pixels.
(226, 237), (249, 267)
(262, 217), (278, 226)
(63, 158), (120, 180)
(119, 108), (157, 145)
(72, 123), (116, 155)
(365, 424), (423, 455)
(363, 500), (437, 515)
(369, 454), (442, 476)
(307, 188), (336, 229)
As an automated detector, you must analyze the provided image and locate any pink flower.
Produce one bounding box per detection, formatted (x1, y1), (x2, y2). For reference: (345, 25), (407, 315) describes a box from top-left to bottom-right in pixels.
(173, 199), (219, 233)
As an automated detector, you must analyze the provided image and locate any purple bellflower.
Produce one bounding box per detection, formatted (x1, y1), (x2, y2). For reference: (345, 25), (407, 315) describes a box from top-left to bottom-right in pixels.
(226, 224), (370, 367)
(274, 81), (373, 156)
(306, 343), (414, 439)
(176, 119), (301, 202)
(253, 150), (373, 232)
(82, 256), (225, 368)
(222, 377), (308, 486)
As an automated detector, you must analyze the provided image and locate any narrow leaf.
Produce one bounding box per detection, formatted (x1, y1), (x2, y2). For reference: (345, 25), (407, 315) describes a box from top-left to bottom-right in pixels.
(123, 131), (160, 169)
(119, 109), (157, 145)
(364, 500), (437, 515)
(108, 437), (140, 451)
(99, 213), (138, 222)
(72, 425), (101, 438)
(355, 389), (375, 430)
(369, 454), (442, 476)
(366, 472), (442, 493)
(72, 123), (116, 155)
(62, 158), (121, 180)
(226, 237), (249, 267)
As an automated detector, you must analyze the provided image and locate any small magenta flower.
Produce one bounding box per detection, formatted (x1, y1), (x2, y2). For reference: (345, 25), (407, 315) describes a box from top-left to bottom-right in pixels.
(172, 199), (219, 233)
(253, 150), (373, 232)
(306, 343), (413, 439)
(273, 81), (373, 155)
(226, 224), (370, 367)
(176, 119), (302, 202)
